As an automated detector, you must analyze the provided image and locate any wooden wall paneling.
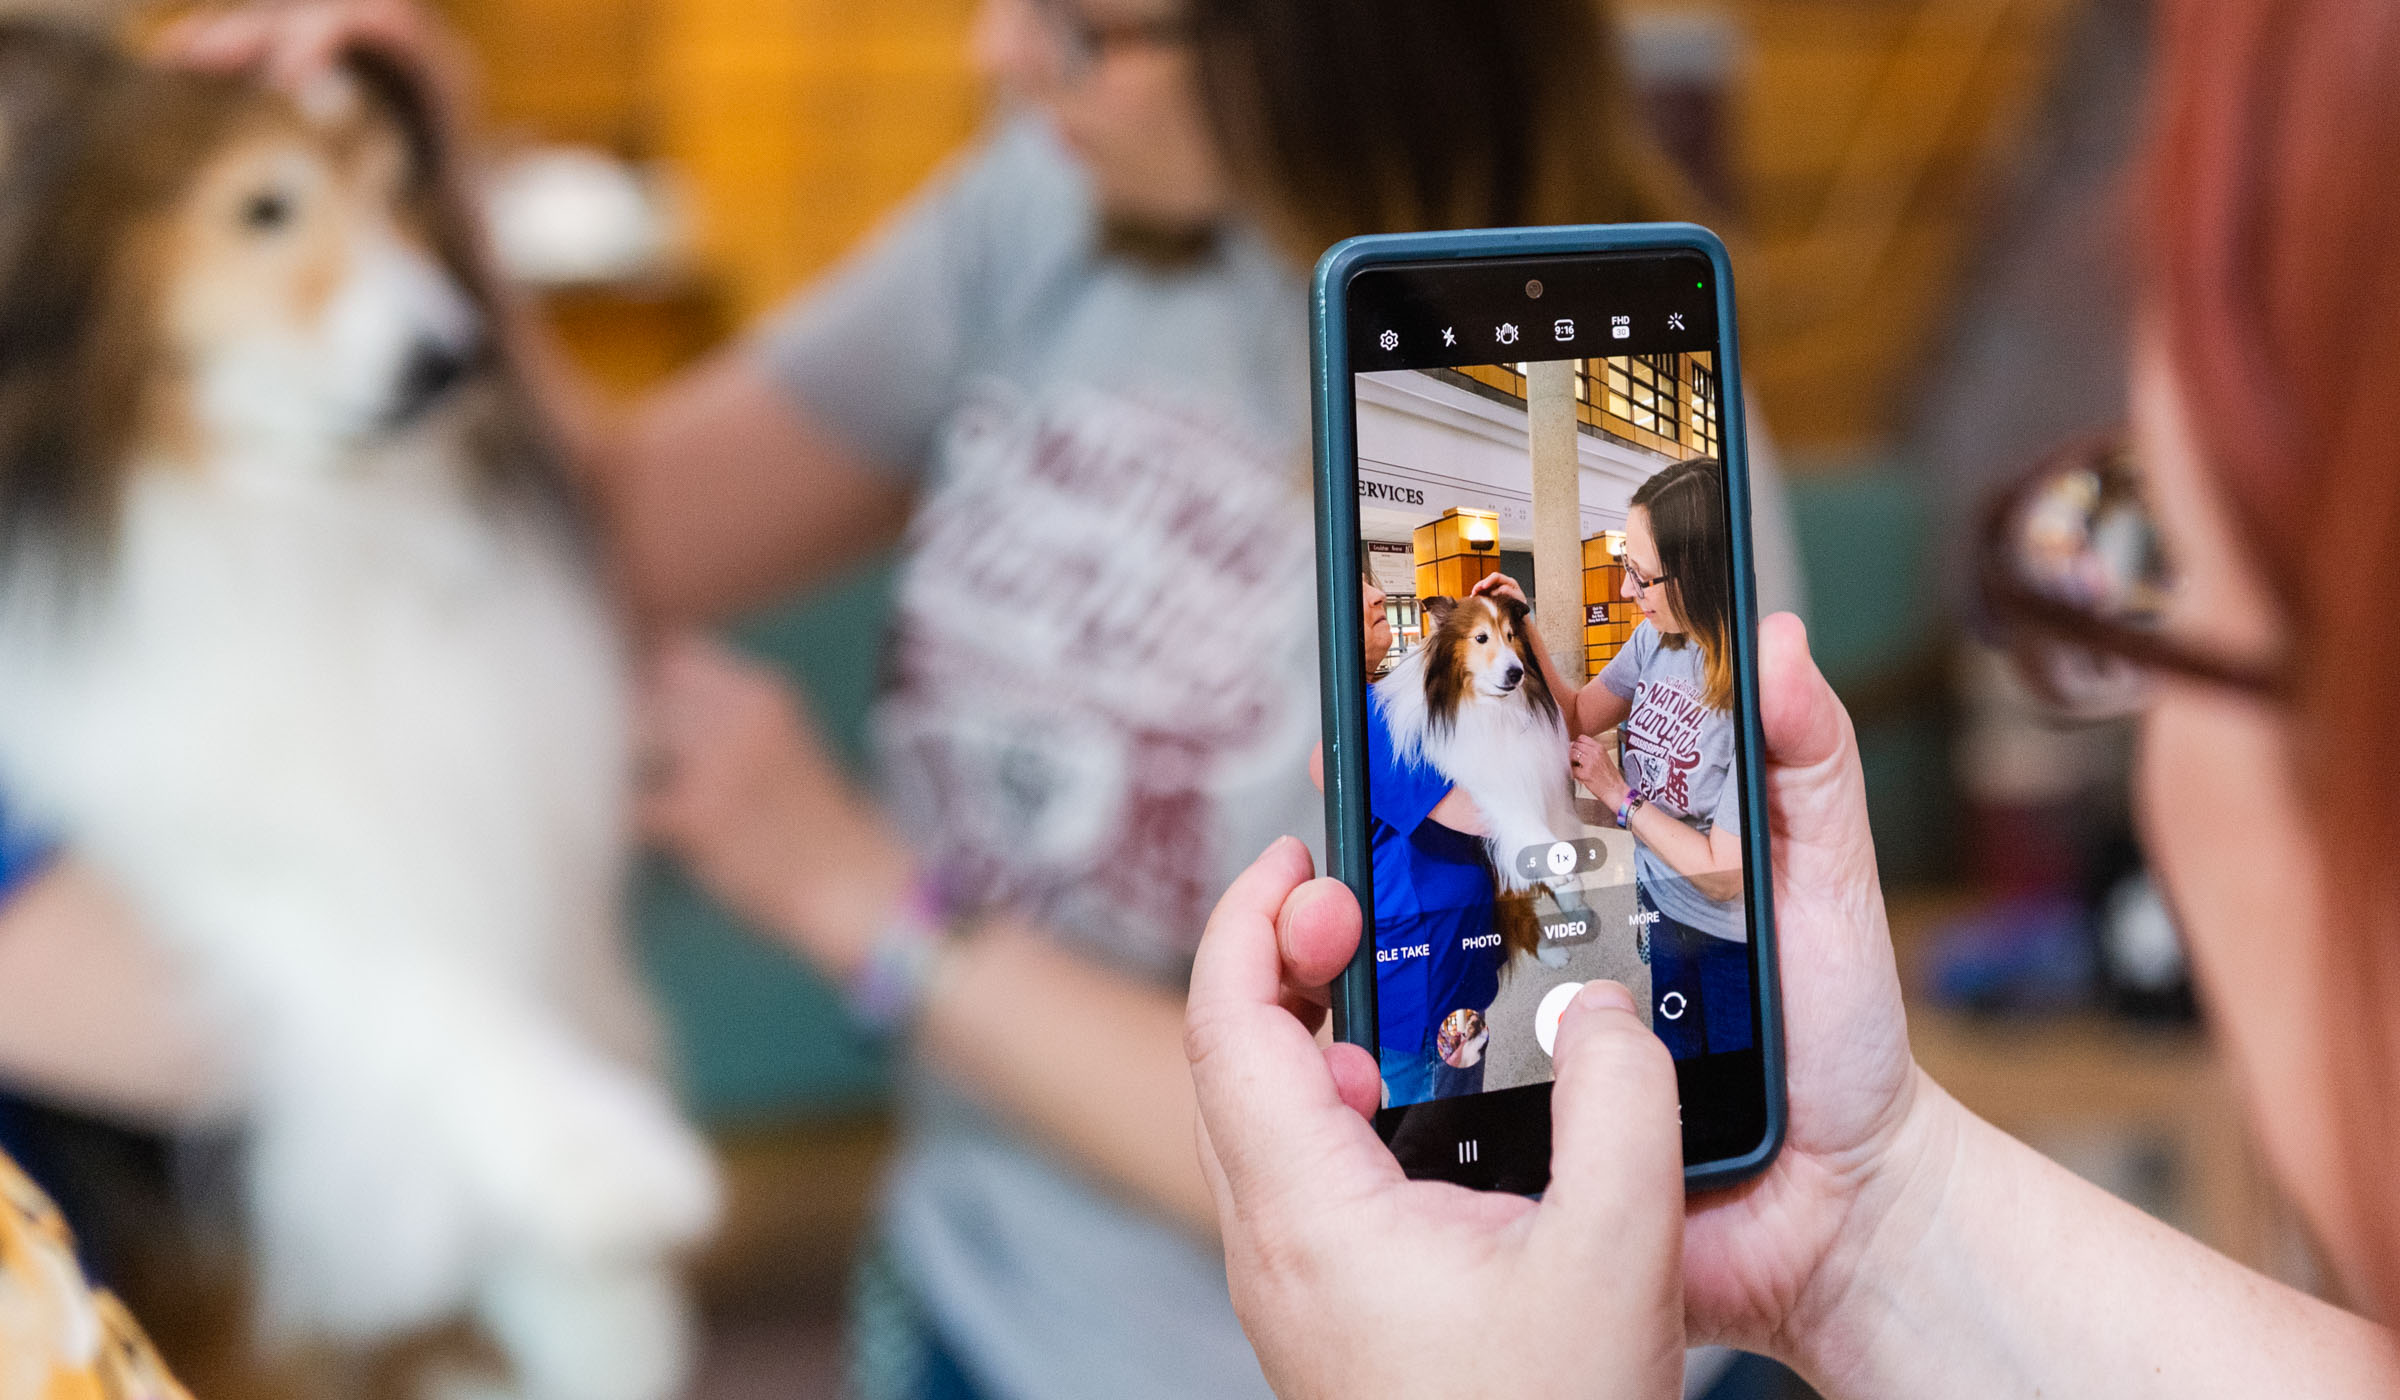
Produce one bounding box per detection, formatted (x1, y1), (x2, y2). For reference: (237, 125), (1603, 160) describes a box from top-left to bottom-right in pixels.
(1704, 0), (2082, 454)
(654, 0), (985, 320)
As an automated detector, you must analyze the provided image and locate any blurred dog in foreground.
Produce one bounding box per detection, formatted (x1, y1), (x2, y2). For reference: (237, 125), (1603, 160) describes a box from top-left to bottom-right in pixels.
(0, 24), (717, 1400)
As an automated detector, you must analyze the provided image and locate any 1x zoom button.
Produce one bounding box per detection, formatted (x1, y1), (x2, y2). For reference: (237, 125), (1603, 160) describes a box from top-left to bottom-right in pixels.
(1516, 839), (1609, 880)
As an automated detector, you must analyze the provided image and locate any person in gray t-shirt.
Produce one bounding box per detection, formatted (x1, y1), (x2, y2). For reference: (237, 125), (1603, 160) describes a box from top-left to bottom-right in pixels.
(1486, 457), (1755, 1060)
(1573, 458), (1753, 1058)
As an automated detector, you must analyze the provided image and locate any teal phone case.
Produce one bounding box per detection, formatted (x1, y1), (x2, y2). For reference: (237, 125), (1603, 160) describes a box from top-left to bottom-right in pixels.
(1311, 222), (1786, 1190)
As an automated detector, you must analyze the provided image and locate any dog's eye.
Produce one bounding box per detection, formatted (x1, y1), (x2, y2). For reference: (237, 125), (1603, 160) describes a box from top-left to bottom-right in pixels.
(241, 189), (294, 232)
(1475, 632), (1489, 643)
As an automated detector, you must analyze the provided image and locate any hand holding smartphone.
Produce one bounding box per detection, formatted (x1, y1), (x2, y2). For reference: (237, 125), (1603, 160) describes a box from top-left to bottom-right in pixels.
(1312, 224), (1786, 1191)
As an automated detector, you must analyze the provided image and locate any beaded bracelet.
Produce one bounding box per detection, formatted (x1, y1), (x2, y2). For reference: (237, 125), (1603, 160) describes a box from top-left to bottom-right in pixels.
(844, 875), (964, 1040)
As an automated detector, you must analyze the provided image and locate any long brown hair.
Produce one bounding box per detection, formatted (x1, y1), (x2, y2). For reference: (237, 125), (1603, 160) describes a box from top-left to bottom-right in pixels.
(1185, 0), (1688, 260)
(2150, 0), (2400, 1314)
(1630, 456), (1734, 712)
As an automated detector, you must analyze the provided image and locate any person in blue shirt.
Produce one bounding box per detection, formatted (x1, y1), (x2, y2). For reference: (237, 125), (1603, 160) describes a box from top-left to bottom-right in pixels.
(1357, 575), (1507, 1106)
(0, 793), (52, 913)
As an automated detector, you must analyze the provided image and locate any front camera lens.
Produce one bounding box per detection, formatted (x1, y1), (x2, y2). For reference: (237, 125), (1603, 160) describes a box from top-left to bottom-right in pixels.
(1525, 279), (1544, 298)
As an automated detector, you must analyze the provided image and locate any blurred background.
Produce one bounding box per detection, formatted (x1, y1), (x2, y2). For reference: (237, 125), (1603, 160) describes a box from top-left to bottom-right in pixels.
(0, 0), (2320, 1395)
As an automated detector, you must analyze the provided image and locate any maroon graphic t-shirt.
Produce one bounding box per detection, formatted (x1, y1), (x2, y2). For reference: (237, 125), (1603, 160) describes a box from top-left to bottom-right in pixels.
(1599, 620), (1746, 940)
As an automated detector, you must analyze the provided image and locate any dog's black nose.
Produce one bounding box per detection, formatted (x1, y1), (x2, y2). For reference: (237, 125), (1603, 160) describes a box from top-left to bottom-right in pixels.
(1502, 664), (1524, 689)
(389, 339), (475, 425)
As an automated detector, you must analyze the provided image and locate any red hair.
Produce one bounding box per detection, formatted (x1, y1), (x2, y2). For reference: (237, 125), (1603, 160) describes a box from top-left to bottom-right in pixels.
(2150, 0), (2400, 1313)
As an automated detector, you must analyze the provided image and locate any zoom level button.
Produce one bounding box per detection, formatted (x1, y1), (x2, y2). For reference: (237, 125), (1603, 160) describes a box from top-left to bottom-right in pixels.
(1515, 839), (1609, 881)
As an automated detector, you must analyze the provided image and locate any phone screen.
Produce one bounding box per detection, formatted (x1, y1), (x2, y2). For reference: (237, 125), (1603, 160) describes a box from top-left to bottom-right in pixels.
(1340, 249), (1769, 1187)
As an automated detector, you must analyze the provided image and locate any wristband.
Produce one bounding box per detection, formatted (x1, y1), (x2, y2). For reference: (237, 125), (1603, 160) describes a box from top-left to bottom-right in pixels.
(1614, 792), (1647, 830)
(843, 875), (964, 1040)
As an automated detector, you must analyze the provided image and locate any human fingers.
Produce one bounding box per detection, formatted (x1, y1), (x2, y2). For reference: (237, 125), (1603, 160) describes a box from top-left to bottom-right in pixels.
(1269, 876), (1375, 1110)
(1756, 612), (1882, 898)
(154, 7), (288, 69)
(160, 1), (472, 142)
(1188, 837), (1320, 1042)
(265, 0), (456, 103)
(1309, 741), (1324, 794)
(1324, 1041), (1381, 1120)
(1275, 876), (1360, 1000)
(1537, 981), (1684, 1260)
(1471, 573), (1526, 606)
(258, 4), (356, 93)
(1187, 839), (1397, 1207)
(1758, 613), (1849, 775)
(157, 3), (358, 88)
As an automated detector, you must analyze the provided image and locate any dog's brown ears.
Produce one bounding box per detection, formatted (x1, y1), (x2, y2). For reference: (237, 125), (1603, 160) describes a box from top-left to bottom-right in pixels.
(0, 20), (144, 560)
(0, 21), (119, 258)
(340, 44), (450, 193)
(1422, 595), (1458, 628)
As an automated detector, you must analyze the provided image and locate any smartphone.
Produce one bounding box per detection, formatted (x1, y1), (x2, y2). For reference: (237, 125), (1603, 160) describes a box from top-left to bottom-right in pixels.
(1312, 224), (1784, 1192)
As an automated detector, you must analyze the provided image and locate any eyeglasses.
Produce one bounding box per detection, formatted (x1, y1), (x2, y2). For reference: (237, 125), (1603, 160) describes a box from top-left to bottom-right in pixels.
(1028, 0), (1194, 86)
(1621, 553), (1673, 594)
(1977, 431), (2283, 717)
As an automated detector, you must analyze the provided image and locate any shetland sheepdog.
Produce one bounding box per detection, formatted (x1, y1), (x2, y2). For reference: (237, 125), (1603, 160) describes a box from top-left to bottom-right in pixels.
(0, 25), (715, 1400)
(1372, 592), (1589, 961)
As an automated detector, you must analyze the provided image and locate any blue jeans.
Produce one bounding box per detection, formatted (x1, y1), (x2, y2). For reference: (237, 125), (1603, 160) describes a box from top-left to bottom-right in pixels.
(1379, 1045), (1487, 1107)
(1640, 884), (1754, 1059)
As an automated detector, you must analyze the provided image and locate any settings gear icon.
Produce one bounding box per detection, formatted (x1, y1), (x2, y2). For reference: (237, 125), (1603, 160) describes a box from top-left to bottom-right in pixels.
(1378, 329), (1399, 351)
(1495, 322), (1521, 345)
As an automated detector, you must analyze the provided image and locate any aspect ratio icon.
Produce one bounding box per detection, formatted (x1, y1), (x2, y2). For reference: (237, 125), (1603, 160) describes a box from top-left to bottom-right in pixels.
(1552, 318), (1575, 341)
(1517, 838), (1609, 882)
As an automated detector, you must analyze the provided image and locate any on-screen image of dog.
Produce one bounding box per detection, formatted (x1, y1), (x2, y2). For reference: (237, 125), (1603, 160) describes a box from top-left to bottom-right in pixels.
(0, 22), (716, 1399)
(1357, 560), (1559, 1107)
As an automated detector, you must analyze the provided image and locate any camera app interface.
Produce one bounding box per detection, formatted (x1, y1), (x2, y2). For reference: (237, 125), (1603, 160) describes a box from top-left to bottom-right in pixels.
(1350, 256), (1757, 1112)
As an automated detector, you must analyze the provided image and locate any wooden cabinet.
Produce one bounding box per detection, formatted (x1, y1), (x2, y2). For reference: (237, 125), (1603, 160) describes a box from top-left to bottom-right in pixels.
(1413, 508), (1503, 604)
(1583, 534), (1636, 673)
(650, 0), (984, 320)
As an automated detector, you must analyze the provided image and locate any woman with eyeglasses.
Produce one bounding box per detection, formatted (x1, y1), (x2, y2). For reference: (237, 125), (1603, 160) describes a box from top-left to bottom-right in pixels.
(1188, 0), (2400, 1395)
(1473, 457), (1751, 1060)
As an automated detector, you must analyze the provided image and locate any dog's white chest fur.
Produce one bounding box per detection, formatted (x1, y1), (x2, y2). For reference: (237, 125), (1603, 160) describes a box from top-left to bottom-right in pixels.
(1, 458), (623, 965)
(0, 448), (717, 1400)
(1373, 647), (1582, 889)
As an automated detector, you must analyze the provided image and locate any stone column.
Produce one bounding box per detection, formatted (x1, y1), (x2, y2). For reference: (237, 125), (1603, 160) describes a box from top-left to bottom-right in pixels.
(1526, 358), (1586, 683)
